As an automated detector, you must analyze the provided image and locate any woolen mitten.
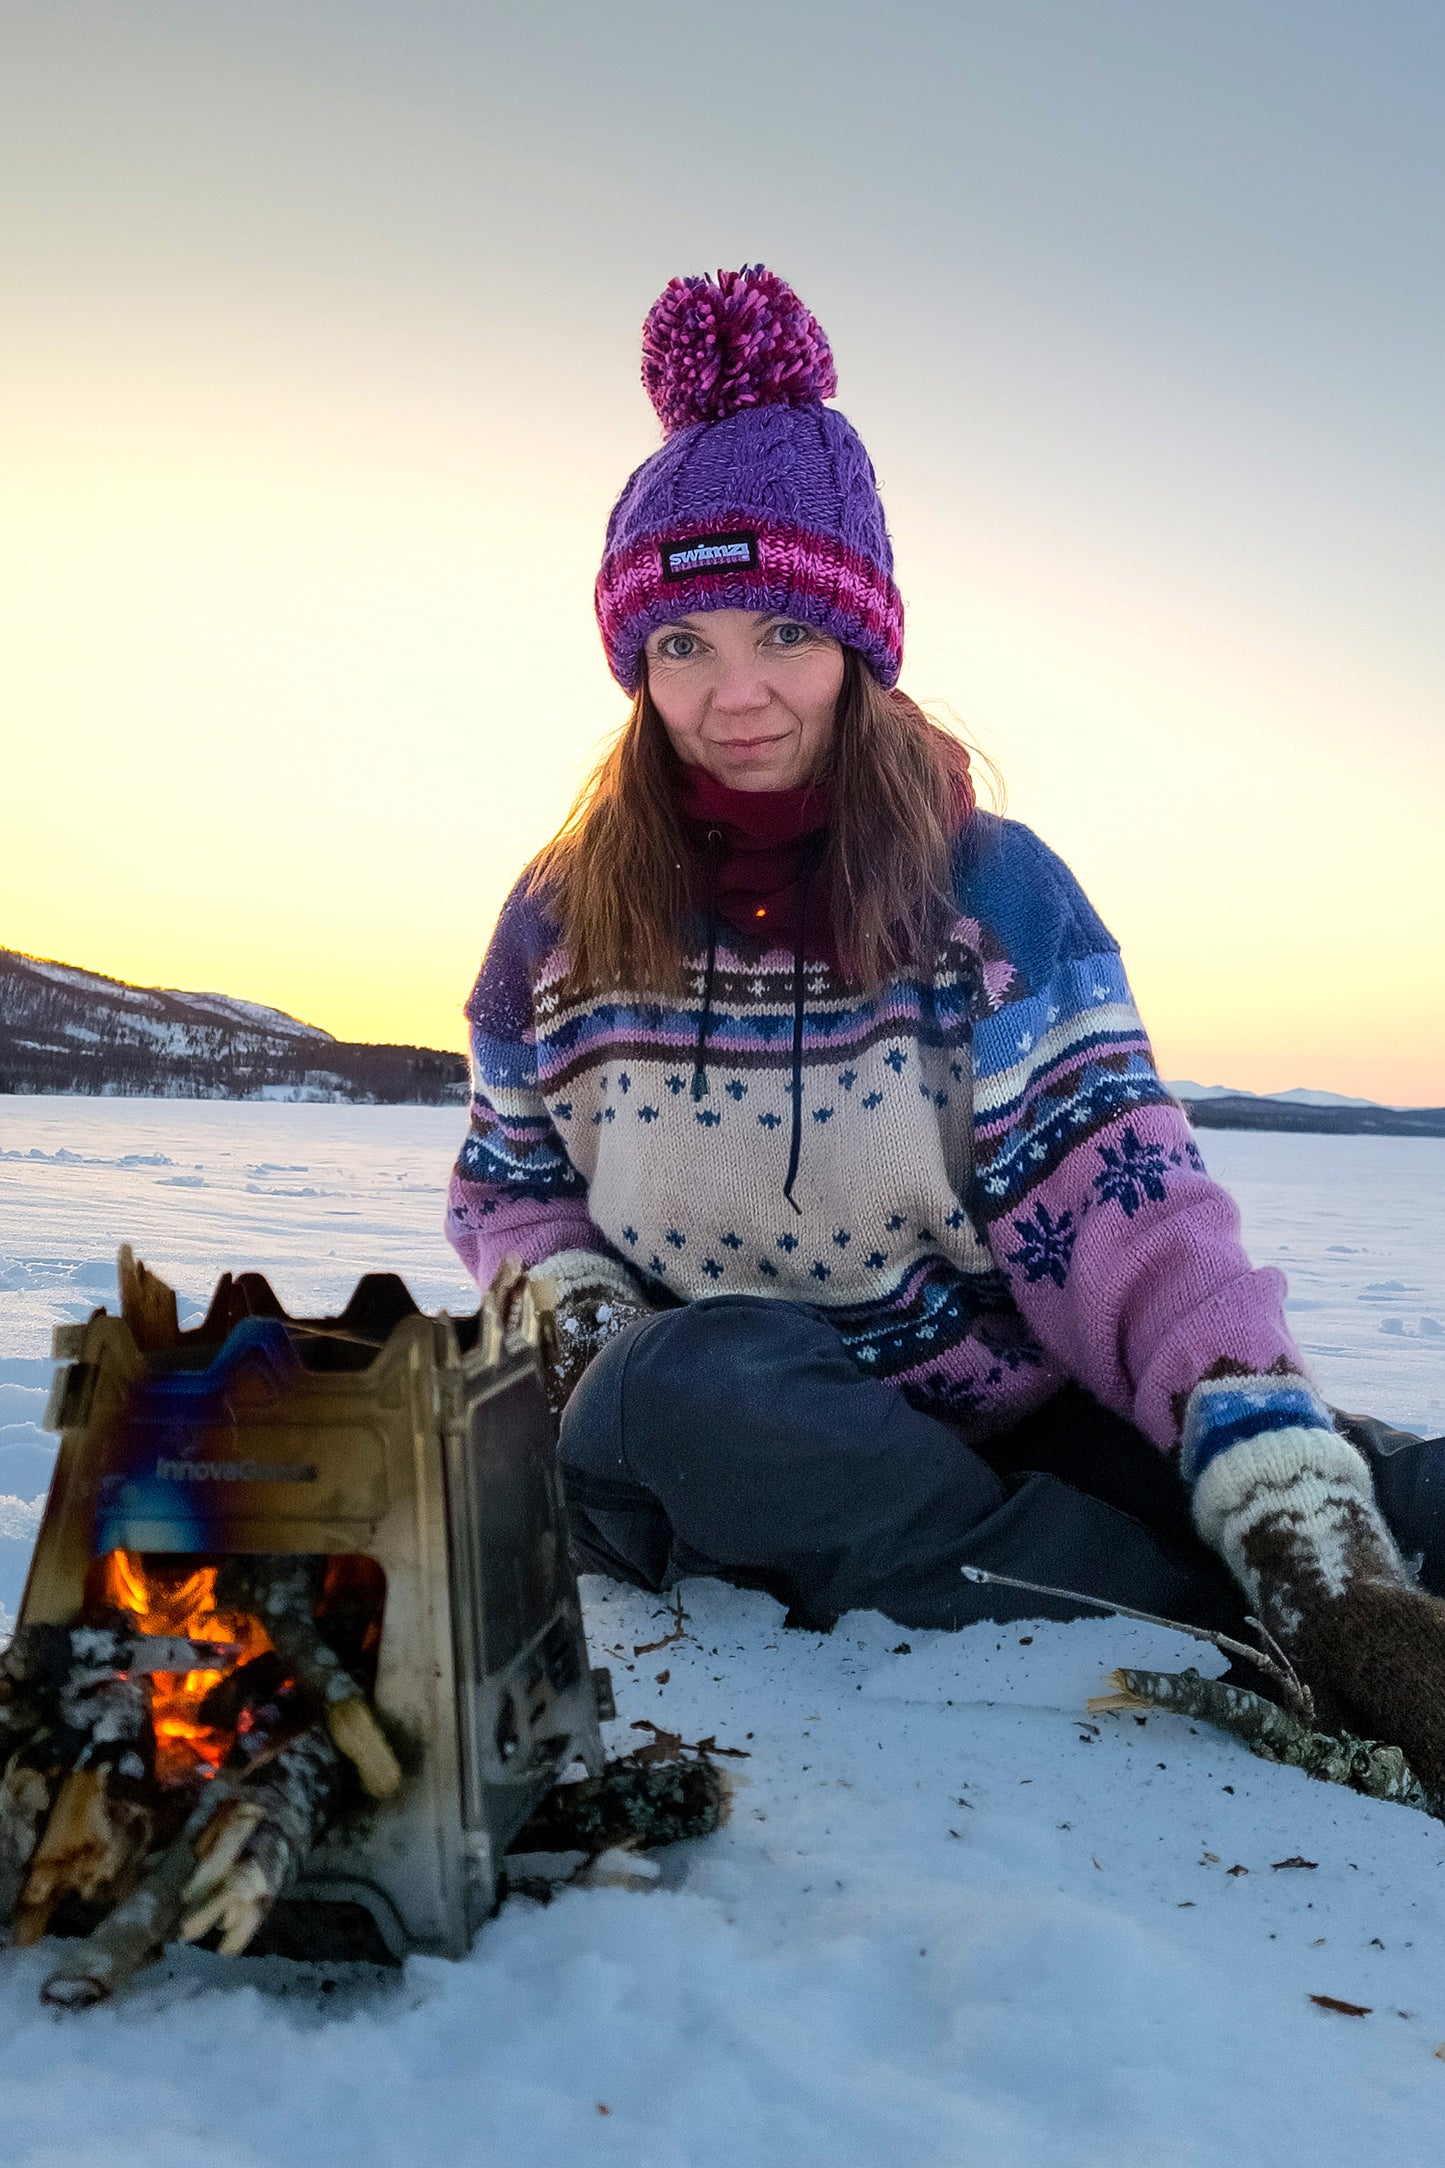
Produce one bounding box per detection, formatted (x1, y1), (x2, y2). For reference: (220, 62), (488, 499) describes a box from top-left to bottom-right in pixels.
(1194, 1425), (1445, 1803)
(530, 1250), (654, 1420)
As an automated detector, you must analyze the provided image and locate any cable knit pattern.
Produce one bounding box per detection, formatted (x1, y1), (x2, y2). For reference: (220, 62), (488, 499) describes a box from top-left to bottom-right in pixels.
(446, 815), (1337, 1504)
(597, 268), (903, 690)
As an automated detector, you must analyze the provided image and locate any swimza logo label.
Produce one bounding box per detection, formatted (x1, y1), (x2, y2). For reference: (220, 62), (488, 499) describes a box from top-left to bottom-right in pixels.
(661, 533), (760, 581)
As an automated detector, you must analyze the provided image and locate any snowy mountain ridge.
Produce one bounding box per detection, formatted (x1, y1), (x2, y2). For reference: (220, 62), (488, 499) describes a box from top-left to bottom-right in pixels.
(1167, 1080), (1388, 1110)
(11, 953), (336, 1045)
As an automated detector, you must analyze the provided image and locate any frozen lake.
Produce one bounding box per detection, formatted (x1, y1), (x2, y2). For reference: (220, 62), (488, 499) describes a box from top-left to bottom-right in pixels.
(4, 1091), (1442, 1464)
(2, 1095), (1442, 1620)
(1, 1094), (1443, 2167)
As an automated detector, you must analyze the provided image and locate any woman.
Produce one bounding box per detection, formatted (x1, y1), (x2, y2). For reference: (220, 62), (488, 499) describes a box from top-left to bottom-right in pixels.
(448, 266), (1445, 1792)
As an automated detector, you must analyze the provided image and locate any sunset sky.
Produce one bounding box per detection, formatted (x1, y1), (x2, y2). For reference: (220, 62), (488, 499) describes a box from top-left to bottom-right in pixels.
(3, 2), (1442, 1103)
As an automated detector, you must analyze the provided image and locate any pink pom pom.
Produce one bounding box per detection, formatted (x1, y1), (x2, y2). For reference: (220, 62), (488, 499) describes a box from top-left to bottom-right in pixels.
(641, 266), (838, 437)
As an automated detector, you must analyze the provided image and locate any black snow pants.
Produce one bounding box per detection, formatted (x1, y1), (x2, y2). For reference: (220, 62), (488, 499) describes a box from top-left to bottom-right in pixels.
(556, 1293), (1445, 1634)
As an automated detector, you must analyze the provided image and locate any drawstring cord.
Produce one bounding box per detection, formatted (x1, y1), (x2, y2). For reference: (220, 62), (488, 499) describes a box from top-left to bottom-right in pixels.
(690, 827), (724, 1103)
(690, 820), (823, 1214)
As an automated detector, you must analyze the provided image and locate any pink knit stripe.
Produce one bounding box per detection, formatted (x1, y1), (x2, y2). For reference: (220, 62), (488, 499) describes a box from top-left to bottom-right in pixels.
(597, 520), (903, 646)
(535, 971), (935, 1030)
(531, 983), (947, 1085)
(534, 1016), (932, 1088)
(596, 575), (902, 666)
(599, 552), (901, 645)
(603, 513), (894, 599)
(600, 561), (897, 638)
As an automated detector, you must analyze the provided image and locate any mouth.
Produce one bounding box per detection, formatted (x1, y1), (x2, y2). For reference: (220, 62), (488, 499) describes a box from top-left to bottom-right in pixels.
(716, 733), (790, 757)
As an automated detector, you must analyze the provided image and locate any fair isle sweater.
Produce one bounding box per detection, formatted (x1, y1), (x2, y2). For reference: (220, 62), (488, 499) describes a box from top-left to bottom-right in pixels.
(445, 814), (1338, 1493)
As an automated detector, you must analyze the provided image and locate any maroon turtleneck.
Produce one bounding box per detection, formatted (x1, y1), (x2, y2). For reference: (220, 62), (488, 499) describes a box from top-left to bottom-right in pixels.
(674, 766), (838, 966)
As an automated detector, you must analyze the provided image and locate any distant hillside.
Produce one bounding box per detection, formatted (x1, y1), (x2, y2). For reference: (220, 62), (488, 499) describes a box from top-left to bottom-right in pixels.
(1165, 1080), (1387, 1111)
(4, 945), (1436, 1130)
(1170, 1089), (1445, 1140)
(0, 949), (467, 1105)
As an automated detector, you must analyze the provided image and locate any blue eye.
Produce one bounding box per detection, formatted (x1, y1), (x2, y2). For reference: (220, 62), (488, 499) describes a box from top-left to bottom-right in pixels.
(658, 632), (696, 659)
(774, 622), (810, 648)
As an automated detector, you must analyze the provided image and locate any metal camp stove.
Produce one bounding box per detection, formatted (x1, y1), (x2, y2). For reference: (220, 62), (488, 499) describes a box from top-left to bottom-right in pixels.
(21, 1264), (609, 1962)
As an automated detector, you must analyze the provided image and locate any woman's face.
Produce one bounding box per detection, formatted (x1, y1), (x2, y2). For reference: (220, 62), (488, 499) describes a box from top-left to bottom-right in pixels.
(644, 608), (845, 791)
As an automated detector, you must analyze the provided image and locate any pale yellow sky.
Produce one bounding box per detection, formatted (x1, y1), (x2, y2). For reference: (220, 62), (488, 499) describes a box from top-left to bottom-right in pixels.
(3, 5), (1442, 1104)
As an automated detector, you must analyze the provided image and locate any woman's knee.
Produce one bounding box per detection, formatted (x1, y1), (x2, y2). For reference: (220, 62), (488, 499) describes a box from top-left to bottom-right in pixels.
(626, 1294), (831, 1404)
(559, 1296), (810, 1458)
(560, 1294), (837, 1488)
(640, 1295), (857, 1437)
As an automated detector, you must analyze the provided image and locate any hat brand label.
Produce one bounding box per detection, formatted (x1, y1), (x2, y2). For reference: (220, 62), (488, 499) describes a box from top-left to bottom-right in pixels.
(661, 532), (760, 581)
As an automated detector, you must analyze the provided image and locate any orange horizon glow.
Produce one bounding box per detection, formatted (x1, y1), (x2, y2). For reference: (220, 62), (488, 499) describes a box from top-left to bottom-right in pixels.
(3, 416), (1437, 1107)
(3, 10), (1441, 1110)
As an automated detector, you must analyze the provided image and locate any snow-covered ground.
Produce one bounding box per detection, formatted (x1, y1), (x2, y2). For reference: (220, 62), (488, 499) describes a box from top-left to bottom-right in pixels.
(0, 1095), (1443, 2167)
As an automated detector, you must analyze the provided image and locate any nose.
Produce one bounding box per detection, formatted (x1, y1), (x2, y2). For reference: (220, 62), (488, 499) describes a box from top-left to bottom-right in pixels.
(708, 657), (773, 716)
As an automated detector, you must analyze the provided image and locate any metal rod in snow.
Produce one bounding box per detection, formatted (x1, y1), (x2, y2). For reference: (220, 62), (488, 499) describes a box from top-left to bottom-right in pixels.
(957, 1564), (1297, 1693)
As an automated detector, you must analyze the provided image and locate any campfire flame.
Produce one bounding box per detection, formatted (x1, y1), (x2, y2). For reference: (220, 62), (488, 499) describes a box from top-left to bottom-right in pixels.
(95, 1550), (278, 1787)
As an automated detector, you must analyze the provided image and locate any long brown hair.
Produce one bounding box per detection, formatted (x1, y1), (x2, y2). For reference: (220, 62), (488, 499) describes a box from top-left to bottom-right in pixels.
(527, 649), (979, 995)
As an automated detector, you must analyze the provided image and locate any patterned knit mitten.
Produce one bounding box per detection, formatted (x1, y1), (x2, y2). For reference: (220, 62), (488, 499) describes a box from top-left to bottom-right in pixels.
(529, 1250), (654, 1421)
(1194, 1426), (1445, 1806)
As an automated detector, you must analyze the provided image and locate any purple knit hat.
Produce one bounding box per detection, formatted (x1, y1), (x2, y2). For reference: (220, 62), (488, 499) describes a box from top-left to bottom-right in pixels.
(595, 266), (904, 692)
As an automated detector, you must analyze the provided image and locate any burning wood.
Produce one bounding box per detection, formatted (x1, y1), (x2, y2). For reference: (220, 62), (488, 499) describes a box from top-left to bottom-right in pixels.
(214, 1558), (401, 1800)
(13, 1768), (151, 1946)
(177, 1797), (268, 1945)
(11, 1639), (161, 1943)
(3, 1550), (385, 1984)
(38, 1715), (349, 2001)
(180, 1728), (345, 1952)
(93, 1553), (275, 1788)
(3, 1625), (168, 1941)
(40, 1773), (249, 2007)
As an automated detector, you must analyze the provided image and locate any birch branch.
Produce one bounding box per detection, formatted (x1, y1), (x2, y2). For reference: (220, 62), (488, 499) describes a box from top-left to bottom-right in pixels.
(179, 1726), (345, 1955)
(217, 1558), (401, 1800)
(1089, 1666), (1430, 1812)
(40, 1776), (246, 2007)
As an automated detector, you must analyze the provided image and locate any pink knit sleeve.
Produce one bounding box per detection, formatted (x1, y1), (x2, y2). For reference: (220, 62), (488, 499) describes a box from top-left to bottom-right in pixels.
(966, 832), (1337, 1483)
